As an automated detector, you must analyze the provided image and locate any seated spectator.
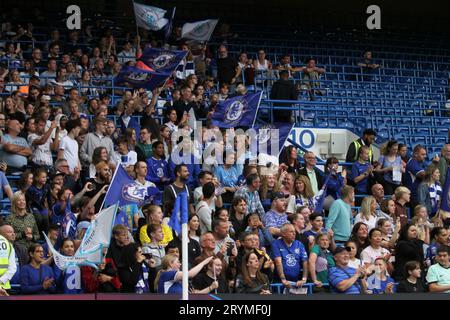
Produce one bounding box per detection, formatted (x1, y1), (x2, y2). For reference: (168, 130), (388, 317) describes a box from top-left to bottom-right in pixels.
(136, 127), (153, 162)
(357, 51), (381, 72)
(326, 185), (355, 244)
(377, 217), (401, 250)
(0, 168), (13, 201)
(351, 145), (374, 198)
(345, 240), (361, 269)
(259, 173), (281, 207)
(245, 212), (274, 250)
(349, 222), (370, 259)
(426, 227), (449, 267)
(272, 223), (308, 288)
(156, 255), (213, 294)
(0, 117), (32, 173)
(235, 251), (271, 294)
(393, 223), (425, 281)
(417, 165), (442, 218)
(192, 256), (229, 294)
(354, 196), (378, 231)
(397, 260), (427, 293)
(262, 192), (289, 237)
(6, 193), (40, 249)
(308, 233), (335, 292)
(20, 244), (56, 294)
(426, 245), (450, 293)
(328, 246), (368, 294)
(293, 175), (320, 210)
(53, 238), (83, 294)
(360, 228), (392, 270)
(234, 173), (265, 217)
(301, 58), (325, 99)
(365, 258), (395, 294)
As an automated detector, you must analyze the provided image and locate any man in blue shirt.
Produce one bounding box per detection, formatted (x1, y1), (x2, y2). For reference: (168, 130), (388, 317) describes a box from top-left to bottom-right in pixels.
(146, 141), (170, 191)
(262, 192), (289, 237)
(350, 145), (373, 197)
(272, 223), (308, 289)
(405, 145), (427, 202)
(328, 246), (368, 294)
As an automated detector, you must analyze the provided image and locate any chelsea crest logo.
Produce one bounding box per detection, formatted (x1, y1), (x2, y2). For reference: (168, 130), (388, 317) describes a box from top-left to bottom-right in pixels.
(122, 183), (148, 204)
(225, 99), (246, 125)
(151, 52), (176, 70)
(257, 124), (274, 145)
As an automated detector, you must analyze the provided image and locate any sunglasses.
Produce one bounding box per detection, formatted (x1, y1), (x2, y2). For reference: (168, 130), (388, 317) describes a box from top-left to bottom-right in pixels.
(345, 246), (354, 251)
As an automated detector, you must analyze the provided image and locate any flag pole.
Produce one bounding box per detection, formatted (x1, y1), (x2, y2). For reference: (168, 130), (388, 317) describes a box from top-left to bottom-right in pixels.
(180, 192), (189, 300)
(132, 0), (140, 38)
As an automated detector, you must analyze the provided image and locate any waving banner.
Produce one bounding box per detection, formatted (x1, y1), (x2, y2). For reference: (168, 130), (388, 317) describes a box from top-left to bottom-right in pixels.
(133, 2), (168, 31)
(181, 19), (218, 41)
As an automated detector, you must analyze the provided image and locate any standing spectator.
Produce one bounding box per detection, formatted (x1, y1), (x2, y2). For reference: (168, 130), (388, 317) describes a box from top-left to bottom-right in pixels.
(6, 193), (40, 249)
(0, 224), (28, 289)
(374, 140), (403, 195)
(272, 223), (308, 289)
(235, 251), (271, 294)
(0, 169), (13, 201)
(28, 118), (59, 170)
(196, 182), (216, 234)
(393, 224), (425, 281)
(26, 168), (52, 235)
(80, 117), (115, 167)
(354, 196), (378, 231)
(52, 238), (83, 294)
(323, 157), (346, 201)
(20, 244), (56, 294)
(351, 145), (374, 198)
(406, 145), (438, 205)
(156, 255), (213, 294)
(136, 127), (153, 162)
(193, 171), (223, 209)
(215, 153), (240, 203)
(120, 99), (140, 138)
(417, 165), (442, 218)
(117, 41), (136, 64)
(84, 161), (112, 212)
(426, 245), (450, 293)
(234, 174), (265, 217)
(345, 129), (377, 164)
(162, 164), (194, 215)
(212, 219), (237, 265)
(39, 58), (57, 87)
(57, 119), (82, 174)
(279, 146), (302, 175)
(106, 225), (131, 270)
(299, 151), (323, 195)
(253, 49), (273, 88)
(118, 243), (153, 294)
(142, 224), (166, 269)
(0, 232), (16, 293)
(328, 246), (368, 294)
(394, 186), (411, 227)
(216, 45), (239, 87)
(326, 186), (355, 244)
(146, 141), (170, 191)
(0, 118), (32, 173)
(269, 70), (298, 123)
(438, 144), (450, 185)
(397, 260), (427, 293)
(139, 205), (173, 247)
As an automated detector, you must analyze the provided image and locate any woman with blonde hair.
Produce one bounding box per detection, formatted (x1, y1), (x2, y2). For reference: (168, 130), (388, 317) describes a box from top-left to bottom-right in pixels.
(411, 205), (431, 244)
(155, 254), (213, 294)
(5, 193), (40, 248)
(417, 165), (442, 218)
(259, 173), (281, 203)
(354, 196), (378, 231)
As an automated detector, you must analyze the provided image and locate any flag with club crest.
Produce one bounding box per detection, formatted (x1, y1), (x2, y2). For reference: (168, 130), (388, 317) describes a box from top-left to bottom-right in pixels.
(133, 2), (168, 31)
(181, 19), (219, 41)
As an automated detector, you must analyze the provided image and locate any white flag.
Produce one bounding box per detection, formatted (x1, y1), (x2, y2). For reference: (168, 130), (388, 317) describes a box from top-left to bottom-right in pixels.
(44, 204), (118, 270)
(133, 2), (168, 31)
(181, 19), (219, 41)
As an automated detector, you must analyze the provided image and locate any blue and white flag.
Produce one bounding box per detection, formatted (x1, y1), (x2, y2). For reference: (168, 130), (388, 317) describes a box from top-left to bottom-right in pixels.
(114, 65), (170, 90)
(253, 122), (294, 157)
(440, 167), (450, 212)
(168, 192), (188, 236)
(313, 174), (332, 214)
(44, 204), (118, 270)
(102, 165), (159, 209)
(61, 195), (77, 240)
(211, 91), (263, 128)
(133, 2), (168, 31)
(181, 19), (219, 41)
(163, 7), (176, 42)
(139, 47), (188, 74)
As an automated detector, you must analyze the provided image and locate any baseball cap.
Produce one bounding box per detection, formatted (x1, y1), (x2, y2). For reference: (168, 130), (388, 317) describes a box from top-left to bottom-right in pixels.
(51, 171), (65, 179)
(334, 246), (349, 255)
(271, 192), (288, 201)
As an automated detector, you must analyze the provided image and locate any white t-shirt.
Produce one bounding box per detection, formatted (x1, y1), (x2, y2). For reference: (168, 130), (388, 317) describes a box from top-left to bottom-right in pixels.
(28, 133), (53, 166)
(360, 246), (390, 265)
(347, 258), (361, 269)
(59, 135), (79, 172)
(354, 213), (377, 231)
(196, 200), (213, 235)
(113, 150), (137, 168)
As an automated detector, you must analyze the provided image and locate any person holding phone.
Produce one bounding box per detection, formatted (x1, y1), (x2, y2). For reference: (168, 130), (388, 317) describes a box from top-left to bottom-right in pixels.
(142, 224), (166, 269)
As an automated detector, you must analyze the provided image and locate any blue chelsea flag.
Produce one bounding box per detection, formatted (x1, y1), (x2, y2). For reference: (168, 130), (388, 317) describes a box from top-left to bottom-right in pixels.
(211, 91), (263, 128)
(102, 165), (159, 210)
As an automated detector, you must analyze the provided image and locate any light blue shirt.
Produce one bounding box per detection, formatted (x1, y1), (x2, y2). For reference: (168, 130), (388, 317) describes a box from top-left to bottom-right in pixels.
(325, 199), (352, 242)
